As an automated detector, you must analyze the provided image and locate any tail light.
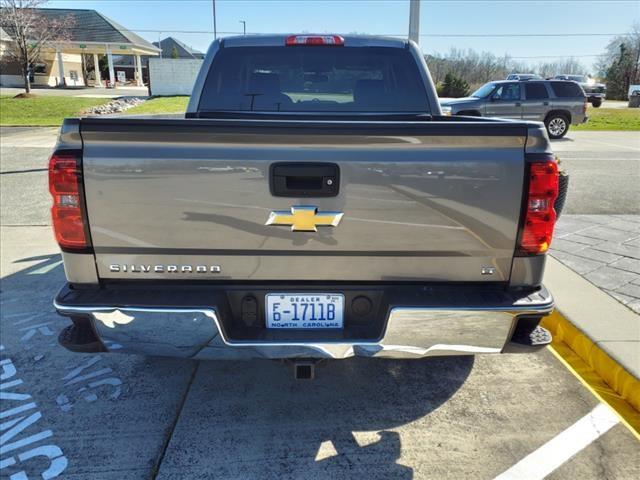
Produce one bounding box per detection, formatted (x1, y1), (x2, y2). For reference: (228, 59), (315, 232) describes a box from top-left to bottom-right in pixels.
(517, 161), (559, 255)
(48, 152), (90, 250)
(285, 35), (344, 46)
(583, 97), (588, 114)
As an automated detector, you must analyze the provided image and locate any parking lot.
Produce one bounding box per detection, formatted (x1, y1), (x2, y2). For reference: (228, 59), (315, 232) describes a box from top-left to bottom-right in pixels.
(1, 127), (639, 479)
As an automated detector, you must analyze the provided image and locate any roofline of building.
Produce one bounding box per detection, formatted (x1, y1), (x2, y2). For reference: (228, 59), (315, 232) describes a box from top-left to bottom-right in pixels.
(92, 10), (161, 52)
(153, 36), (204, 57)
(6, 40), (160, 55)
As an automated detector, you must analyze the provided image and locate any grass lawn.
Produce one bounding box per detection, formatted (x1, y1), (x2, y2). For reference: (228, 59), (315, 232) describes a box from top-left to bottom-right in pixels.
(2, 94), (638, 130)
(124, 96), (189, 115)
(574, 107), (640, 131)
(125, 97), (640, 130)
(0, 95), (110, 126)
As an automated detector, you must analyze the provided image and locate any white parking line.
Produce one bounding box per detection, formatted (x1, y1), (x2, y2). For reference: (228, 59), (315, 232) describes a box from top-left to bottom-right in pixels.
(576, 138), (640, 152)
(27, 260), (62, 275)
(493, 403), (619, 480)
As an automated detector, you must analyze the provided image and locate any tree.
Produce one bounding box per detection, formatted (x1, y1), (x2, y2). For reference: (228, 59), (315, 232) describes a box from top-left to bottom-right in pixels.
(537, 58), (586, 78)
(439, 72), (470, 98)
(171, 45), (179, 59)
(0, 0), (74, 94)
(595, 23), (640, 100)
(426, 48), (529, 89)
(607, 43), (636, 100)
(425, 48), (590, 91)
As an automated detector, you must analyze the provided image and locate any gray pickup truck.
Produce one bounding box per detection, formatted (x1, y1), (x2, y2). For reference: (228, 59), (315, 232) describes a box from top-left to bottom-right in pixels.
(440, 79), (588, 139)
(51, 35), (558, 377)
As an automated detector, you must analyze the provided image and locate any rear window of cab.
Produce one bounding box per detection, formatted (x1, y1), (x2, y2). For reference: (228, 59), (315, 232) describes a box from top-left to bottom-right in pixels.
(198, 46), (429, 113)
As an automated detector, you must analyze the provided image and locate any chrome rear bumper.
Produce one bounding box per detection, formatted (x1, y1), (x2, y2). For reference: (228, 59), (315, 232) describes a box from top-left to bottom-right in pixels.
(53, 286), (554, 360)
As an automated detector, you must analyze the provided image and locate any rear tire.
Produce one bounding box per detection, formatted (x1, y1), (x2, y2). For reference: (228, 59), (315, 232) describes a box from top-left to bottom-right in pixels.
(555, 172), (569, 218)
(545, 113), (570, 139)
(591, 98), (602, 108)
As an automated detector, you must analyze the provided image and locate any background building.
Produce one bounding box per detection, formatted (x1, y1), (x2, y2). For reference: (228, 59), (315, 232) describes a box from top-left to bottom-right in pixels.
(153, 36), (205, 59)
(0, 8), (160, 88)
(113, 37), (204, 84)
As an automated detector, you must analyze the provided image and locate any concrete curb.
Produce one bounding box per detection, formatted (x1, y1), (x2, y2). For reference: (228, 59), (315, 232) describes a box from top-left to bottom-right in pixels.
(544, 257), (640, 379)
(543, 257), (640, 437)
(542, 311), (640, 438)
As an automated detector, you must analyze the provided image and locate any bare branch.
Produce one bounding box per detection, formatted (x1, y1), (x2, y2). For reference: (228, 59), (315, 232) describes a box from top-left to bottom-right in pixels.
(1, 0), (75, 92)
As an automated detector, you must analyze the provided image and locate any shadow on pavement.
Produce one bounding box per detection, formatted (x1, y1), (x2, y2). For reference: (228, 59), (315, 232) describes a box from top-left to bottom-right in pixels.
(158, 349), (474, 478)
(1, 253), (474, 480)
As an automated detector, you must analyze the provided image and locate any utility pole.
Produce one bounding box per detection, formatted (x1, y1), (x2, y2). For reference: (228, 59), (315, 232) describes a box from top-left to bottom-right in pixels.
(408, 0), (420, 45)
(239, 20), (246, 35)
(212, 0), (217, 39)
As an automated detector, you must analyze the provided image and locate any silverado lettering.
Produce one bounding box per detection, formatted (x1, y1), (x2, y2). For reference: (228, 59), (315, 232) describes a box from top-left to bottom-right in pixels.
(109, 264), (222, 273)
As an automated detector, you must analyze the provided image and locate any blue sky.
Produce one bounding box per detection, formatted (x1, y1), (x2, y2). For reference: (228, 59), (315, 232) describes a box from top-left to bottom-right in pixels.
(48, 0), (639, 68)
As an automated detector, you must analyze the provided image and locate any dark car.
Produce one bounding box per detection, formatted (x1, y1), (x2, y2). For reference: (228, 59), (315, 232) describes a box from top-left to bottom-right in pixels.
(554, 75), (606, 107)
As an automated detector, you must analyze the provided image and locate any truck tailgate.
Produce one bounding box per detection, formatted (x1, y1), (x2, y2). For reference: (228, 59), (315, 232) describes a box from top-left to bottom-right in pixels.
(80, 118), (528, 282)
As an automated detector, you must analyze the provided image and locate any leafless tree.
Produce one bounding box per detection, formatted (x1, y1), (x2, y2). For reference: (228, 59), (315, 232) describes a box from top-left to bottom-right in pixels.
(537, 58), (587, 78)
(425, 47), (592, 91)
(0, 0), (74, 93)
(426, 48), (530, 90)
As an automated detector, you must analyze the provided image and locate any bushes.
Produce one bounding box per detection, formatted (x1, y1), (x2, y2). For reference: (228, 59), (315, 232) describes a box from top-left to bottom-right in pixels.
(437, 73), (470, 98)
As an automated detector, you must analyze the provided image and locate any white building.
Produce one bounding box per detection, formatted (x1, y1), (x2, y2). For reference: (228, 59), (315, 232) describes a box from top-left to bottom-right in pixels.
(0, 8), (160, 88)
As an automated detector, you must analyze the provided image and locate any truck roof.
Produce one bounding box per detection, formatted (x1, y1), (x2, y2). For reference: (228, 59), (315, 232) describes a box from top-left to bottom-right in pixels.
(221, 34), (408, 48)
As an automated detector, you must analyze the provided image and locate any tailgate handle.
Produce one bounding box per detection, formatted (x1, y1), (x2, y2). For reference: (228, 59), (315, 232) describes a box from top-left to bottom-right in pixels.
(270, 163), (339, 197)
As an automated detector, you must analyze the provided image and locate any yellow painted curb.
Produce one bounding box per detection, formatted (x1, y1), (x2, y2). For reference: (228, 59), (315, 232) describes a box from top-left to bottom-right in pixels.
(541, 311), (640, 440)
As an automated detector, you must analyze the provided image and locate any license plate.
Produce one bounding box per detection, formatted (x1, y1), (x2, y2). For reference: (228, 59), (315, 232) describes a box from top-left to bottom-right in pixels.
(266, 293), (344, 329)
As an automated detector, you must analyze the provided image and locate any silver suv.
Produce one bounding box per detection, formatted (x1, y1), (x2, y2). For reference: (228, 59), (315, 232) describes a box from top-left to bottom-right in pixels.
(440, 80), (588, 139)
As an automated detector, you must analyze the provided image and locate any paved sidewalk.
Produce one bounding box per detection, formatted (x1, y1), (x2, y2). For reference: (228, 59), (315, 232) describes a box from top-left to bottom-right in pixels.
(0, 126), (58, 149)
(0, 85), (148, 98)
(551, 214), (640, 314)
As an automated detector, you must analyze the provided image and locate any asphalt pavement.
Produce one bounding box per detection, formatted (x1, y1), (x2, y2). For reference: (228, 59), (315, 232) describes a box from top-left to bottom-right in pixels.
(1, 126), (639, 479)
(599, 100), (631, 109)
(552, 131), (640, 214)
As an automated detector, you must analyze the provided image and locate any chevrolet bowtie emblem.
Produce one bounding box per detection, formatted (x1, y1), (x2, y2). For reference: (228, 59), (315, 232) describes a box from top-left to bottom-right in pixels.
(266, 206), (344, 232)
